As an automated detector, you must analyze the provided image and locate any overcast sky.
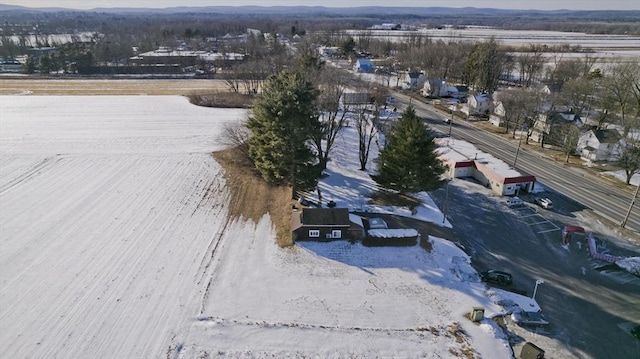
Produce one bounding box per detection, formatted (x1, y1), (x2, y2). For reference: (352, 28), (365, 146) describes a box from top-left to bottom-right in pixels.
(6, 0), (640, 11)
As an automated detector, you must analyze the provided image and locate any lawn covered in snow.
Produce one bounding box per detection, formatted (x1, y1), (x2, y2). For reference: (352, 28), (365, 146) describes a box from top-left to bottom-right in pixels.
(0, 95), (514, 358)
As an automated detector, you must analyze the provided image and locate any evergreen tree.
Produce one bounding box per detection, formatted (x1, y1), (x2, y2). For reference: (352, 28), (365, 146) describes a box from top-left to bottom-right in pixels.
(373, 106), (446, 194)
(246, 71), (321, 197)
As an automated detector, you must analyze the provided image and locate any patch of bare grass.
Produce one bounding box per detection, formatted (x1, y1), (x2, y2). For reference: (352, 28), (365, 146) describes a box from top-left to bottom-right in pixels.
(0, 78), (229, 95)
(188, 92), (254, 108)
(369, 190), (420, 209)
(212, 146), (294, 247)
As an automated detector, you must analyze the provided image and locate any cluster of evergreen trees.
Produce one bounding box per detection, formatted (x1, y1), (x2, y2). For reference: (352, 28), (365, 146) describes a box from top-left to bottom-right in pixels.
(245, 71), (447, 199)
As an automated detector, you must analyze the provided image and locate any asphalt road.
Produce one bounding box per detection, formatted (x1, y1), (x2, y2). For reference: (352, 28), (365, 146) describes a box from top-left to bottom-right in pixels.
(392, 92), (640, 235)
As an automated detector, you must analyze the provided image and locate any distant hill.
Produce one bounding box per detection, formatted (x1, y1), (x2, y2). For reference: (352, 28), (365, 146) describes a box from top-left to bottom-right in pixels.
(0, 4), (637, 19)
(0, 4), (637, 33)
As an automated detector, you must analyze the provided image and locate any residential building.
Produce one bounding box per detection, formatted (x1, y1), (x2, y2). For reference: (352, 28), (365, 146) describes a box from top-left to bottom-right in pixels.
(577, 129), (624, 162)
(291, 208), (365, 241)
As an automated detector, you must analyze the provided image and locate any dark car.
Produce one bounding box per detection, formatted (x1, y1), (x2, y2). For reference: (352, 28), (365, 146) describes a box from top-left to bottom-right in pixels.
(480, 270), (513, 286)
(511, 311), (549, 326)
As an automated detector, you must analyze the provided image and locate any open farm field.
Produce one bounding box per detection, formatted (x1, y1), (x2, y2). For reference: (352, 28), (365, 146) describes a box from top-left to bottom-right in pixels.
(0, 95), (513, 358)
(0, 78), (229, 95)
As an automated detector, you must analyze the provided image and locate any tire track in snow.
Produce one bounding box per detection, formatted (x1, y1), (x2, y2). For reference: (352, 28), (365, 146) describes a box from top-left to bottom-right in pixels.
(0, 155), (61, 194)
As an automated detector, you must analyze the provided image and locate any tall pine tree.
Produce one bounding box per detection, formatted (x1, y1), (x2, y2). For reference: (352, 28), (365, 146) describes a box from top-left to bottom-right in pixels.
(246, 71), (322, 198)
(373, 106), (446, 194)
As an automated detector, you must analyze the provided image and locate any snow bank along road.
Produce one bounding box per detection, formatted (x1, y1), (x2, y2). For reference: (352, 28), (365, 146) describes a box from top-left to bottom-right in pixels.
(0, 96), (244, 358)
(0, 95), (511, 358)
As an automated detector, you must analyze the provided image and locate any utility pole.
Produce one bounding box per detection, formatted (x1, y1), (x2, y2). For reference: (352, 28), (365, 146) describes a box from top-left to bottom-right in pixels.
(442, 180), (450, 224)
(621, 181), (640, 228)
(513, 135), (522, 167)
(448, 107), (453, 137)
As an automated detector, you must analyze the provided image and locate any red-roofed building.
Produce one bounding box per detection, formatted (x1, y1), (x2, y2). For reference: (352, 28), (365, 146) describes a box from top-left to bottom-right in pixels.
(448, 160), (536, 196)
(439, 140), (536, 196)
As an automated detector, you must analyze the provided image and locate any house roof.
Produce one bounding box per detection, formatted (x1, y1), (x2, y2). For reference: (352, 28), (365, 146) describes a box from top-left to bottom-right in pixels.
(437, 138), (535, 183)
(593, 129), (621, 144)
(342, 92), (372, 105)
(301, 208), (350, 226)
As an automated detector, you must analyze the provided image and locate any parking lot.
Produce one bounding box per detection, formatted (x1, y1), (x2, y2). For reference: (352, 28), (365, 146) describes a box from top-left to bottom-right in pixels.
(511, 205), (561, 235)
(428, 178), (640, 359)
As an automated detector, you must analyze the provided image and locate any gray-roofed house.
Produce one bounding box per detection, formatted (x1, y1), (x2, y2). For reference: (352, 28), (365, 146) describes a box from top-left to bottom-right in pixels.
(577, 129), (624, 162)
(292, 208), (365, 242)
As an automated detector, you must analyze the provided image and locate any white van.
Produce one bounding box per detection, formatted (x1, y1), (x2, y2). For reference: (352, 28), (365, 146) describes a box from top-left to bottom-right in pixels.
(505, 196), (524, 207)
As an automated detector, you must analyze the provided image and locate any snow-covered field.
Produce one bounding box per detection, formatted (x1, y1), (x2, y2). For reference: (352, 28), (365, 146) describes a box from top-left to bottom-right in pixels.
(0, 95), (515, 358)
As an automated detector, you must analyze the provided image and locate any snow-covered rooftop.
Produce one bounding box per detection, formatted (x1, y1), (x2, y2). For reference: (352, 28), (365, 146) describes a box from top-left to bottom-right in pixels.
(437, 138), (523, 178)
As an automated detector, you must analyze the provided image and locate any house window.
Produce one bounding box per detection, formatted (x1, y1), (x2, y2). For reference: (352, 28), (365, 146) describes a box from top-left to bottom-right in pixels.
(331, 230), (342, 239)
(309, 230), (320, 238)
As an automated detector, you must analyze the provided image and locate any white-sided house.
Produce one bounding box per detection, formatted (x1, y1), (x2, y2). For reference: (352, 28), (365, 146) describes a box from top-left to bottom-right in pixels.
(530, 111), (578, 144)
(354, 58), (376, 73)
(489, 102), (506, 127)
(318, 46), (341, 58)
(422, 78), (448, 97)
(465, 93), (493, 116)
(398, 71), (425, 90)
(437, 139), (536, 196)
(577, 129), (624, 162)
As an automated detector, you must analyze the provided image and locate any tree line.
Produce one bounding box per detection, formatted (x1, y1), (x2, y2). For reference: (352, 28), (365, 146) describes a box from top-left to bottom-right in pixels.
(231, 48), (446, 202)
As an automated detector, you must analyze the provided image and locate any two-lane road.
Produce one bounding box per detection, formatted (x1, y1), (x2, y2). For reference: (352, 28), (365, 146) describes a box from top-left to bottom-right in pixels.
(394, 93), (640, 235)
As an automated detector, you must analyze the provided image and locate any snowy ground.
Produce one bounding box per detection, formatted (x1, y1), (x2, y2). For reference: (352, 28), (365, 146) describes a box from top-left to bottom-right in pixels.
(1, 95), (528, 358)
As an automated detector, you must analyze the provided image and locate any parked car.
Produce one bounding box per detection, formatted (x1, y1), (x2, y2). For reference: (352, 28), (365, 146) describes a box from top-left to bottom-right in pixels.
(511, 311), (549, 326)
(535, 197), (553, 209)
(480, 270), (513, 286)
(506, 196), (524, 207)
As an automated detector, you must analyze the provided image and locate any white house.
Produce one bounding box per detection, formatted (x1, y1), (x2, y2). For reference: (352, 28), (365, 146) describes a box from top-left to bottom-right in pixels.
(398, 71), (425, 90)
(318, 46), (341, 58)
(422, 78), (448, 97)
(577, 129), (624, 162)
(489, 102), (506, 127)
(530, 111), (578, 144)
(465, 93), (493, 116)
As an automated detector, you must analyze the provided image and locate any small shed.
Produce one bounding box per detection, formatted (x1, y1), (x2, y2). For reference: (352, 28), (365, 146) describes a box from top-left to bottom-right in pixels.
(292, 208), (364, 242)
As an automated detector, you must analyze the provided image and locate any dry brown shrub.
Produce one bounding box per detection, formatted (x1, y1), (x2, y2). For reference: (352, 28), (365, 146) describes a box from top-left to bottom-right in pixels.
(212, 146), (294, 247)
(189, 92), (254, 108)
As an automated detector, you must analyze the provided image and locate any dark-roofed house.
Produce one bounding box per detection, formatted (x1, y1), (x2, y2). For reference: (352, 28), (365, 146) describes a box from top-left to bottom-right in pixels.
(577, 129), (624, 162)
(292, 208), (364, 242)
(340, 92), (373, 108)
